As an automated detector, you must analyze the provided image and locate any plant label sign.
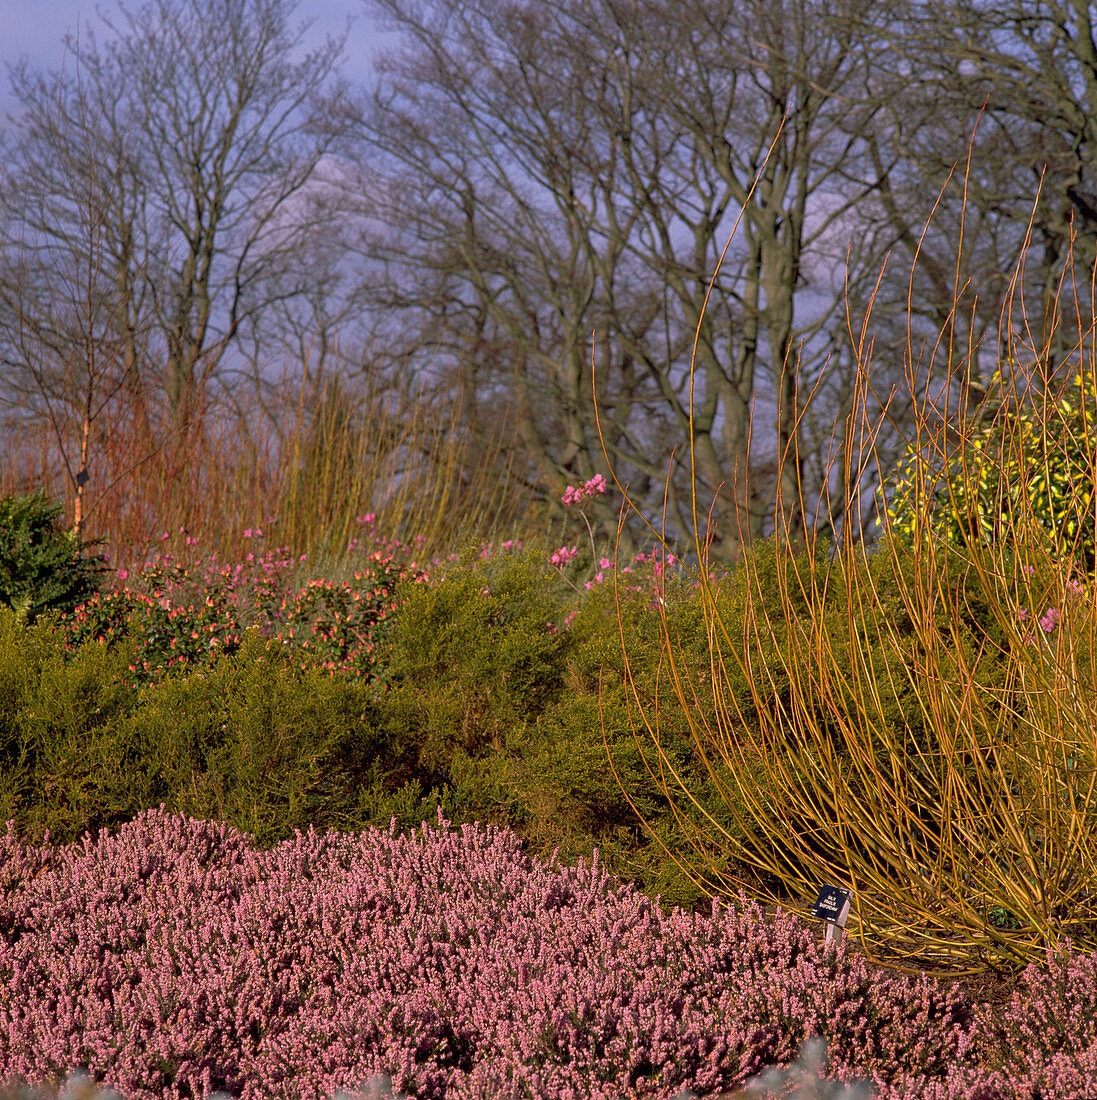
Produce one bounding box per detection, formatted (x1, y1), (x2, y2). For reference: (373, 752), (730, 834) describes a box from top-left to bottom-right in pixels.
(811, 885), (851, 944)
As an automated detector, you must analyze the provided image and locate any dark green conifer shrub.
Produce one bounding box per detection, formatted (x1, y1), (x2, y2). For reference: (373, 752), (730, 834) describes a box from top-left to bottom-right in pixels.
(0, 490), (107, 623)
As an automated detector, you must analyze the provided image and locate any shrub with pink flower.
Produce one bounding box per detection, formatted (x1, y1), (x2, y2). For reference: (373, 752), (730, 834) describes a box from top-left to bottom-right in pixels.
(0, 807), (982, 1100)
(57, 534), (432, 687)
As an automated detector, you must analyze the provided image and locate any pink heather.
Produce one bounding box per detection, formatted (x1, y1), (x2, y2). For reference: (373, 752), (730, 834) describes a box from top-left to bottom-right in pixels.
(8, 807), (1093, 1100)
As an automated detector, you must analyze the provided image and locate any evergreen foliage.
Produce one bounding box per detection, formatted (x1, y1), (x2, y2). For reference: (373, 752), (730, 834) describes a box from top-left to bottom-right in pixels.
(0, 491), (107, 623)
(876, 363), (1097, 581)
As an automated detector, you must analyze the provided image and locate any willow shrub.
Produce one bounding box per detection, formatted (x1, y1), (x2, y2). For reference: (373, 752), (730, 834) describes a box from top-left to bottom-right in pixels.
(567, 529), (1030, 921)
(356, 535), (1026, 918)
(599, 166), (1097, 975)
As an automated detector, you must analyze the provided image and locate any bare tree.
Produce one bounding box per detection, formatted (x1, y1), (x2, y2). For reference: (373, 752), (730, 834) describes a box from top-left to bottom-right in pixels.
(836, 0), (1097, 525)
(343, 0), (922, 567)
(0, 57), (153, 538)
(0, 0), (353, 451)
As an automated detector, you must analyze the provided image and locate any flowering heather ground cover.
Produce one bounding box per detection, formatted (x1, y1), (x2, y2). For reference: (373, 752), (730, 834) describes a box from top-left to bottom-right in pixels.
(2, 808), (1097, 1100)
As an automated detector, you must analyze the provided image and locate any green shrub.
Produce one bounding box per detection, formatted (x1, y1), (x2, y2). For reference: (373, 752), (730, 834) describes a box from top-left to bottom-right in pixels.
(371, 544), (574, 779)
(1, 621), (398, 851)
(514, 577), (750, 912)
(0, 490), (106, 623)
(0, 606), (139, 841)
(876, 362), (1097, 582)
(2, 527), (1042, 928)
(324, 544), (736, 911)
(74, 629), (389, 851)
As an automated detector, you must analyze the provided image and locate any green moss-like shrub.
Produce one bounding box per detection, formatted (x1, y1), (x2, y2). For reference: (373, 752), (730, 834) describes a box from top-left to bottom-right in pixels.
(0, 607), (139, 836)
(0, 619), (391, 853)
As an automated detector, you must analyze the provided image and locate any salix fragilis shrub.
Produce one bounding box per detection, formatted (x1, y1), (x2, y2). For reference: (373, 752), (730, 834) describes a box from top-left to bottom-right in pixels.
(593, 140), (1097, 975)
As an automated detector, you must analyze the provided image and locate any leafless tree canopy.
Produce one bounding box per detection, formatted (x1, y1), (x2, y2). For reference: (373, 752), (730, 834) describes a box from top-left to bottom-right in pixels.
(842, 0), (1097, 503)
(346, 0), (928, 564)
(1, 0), (1093, 565)
(0, 0), (351, 437)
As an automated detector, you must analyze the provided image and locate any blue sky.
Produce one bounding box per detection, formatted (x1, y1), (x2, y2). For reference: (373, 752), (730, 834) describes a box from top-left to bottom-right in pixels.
(0, 0), (382, 123)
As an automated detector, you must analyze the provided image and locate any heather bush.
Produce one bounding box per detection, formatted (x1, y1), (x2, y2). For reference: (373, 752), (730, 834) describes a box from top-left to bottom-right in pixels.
(875, 944), (1097, 1098)
(0, 807), (980, 1100)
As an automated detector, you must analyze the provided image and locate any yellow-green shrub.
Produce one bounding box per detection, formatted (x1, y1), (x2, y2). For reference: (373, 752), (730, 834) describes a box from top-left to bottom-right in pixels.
(877, 361), (1097, 584)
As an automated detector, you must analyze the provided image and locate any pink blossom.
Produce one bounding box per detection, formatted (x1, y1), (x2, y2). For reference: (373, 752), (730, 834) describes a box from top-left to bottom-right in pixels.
(549, 545), (579, 568)
(561, 474), (608, 507)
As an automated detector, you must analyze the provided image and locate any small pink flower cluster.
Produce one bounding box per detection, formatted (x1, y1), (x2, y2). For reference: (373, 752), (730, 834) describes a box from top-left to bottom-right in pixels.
(552, 476), (610, 588)
(560, 473), (607, 507)
(1014, 563), (1089, 652)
